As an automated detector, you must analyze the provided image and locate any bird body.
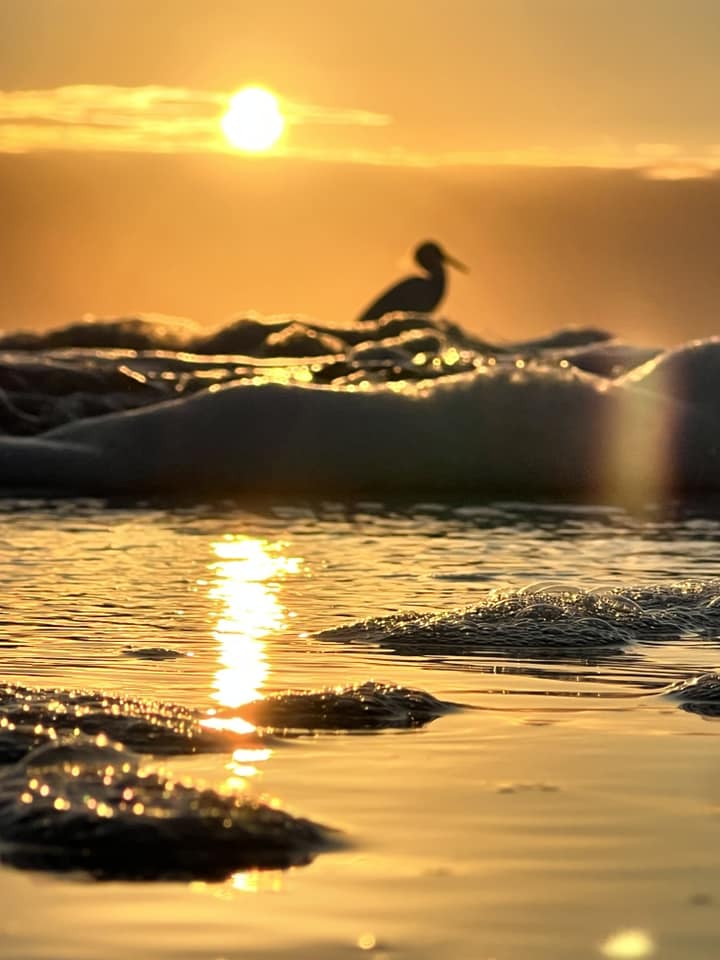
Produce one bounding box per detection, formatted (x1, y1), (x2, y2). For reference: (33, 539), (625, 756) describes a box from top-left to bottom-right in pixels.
(357, 241), (466, 323)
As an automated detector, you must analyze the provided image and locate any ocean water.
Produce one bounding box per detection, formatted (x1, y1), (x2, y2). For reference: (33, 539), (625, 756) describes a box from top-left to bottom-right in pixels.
(2, 315), (720, 959)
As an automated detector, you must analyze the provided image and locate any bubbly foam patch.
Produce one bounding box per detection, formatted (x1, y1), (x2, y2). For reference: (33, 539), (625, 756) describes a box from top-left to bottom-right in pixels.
(0, 680), (456, 769)
(0, 683), (253, 763)
(0, 737), (336, 880)
(664, 672), (720, 717)
(320, 581), (720, 654)
(229, 681), (457, 732)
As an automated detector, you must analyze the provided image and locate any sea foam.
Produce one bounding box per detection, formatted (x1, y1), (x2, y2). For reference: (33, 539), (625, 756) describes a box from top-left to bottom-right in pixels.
(319, 581), (720, 656)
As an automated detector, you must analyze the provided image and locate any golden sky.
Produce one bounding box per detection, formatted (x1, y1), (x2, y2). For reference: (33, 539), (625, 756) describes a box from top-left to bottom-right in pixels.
(3, 0), (720, 341)
(3, 0), (720, 170)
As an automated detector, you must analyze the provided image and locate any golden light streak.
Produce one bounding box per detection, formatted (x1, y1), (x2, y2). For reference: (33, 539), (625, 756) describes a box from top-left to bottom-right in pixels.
(207, 536), (302, 709)
(202, 536), (303, 787)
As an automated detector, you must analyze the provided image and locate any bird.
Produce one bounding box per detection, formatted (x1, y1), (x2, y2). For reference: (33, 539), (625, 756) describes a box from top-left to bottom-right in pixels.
(357, 241), (467, 323)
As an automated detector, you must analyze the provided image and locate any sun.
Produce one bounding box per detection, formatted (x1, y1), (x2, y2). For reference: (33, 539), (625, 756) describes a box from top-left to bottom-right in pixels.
(221, 87), (285, 152)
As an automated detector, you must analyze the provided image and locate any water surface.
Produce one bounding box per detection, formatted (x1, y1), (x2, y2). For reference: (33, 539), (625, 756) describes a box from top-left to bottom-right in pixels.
(3, 499), (720, 959)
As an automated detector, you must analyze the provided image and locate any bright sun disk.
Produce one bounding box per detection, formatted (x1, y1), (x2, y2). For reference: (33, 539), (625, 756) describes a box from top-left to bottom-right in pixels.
(221, 87), (285, 152)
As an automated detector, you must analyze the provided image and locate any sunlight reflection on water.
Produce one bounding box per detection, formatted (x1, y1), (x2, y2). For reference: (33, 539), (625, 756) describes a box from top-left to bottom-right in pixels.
(601, 928), (656, 958)
(207, 535), (303, 708)
(203, 536), (304, 789)
(231, 869), (285, 894)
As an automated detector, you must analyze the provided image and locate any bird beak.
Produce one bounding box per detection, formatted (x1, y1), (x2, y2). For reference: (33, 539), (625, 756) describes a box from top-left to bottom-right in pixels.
(443, 252), (468, 273)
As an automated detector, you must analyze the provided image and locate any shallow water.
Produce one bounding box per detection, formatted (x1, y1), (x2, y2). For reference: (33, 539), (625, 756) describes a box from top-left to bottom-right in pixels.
(3, 498), (720, 959)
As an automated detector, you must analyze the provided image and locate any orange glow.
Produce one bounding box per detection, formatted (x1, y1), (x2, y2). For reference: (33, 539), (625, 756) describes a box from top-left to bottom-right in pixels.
(220, 87), (285, 152)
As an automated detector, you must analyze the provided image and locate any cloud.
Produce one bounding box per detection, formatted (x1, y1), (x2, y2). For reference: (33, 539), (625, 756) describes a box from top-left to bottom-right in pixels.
(285, 102), (391, 127)
(0, 84), (392, 155)
(0, 85), (717, 177)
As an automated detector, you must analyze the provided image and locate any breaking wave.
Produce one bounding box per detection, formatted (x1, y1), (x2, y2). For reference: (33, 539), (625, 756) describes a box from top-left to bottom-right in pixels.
(1, 312), (720, 500)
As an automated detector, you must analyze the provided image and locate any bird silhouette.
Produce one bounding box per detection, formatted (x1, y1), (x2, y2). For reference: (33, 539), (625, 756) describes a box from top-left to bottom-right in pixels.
(357, 241), (467, 322)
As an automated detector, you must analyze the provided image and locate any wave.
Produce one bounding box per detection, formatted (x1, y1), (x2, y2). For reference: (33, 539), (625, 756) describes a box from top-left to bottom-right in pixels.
(0, 313), (719, 500)
(0, 311), (490, 355)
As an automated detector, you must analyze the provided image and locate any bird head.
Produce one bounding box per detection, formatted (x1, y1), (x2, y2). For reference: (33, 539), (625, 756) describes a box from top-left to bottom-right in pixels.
(415, 241), (468, 274)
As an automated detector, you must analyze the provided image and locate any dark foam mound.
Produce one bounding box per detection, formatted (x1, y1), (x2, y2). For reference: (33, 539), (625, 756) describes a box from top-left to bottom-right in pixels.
(664, 673), (720, 717)
(0, 317), (190, 352)
(229, 681), (457, 732)
(0, 312), (502, 356)
(0, 683), (250, 763)
(0, 681), (457, 767)
(319, 582), (720, 656)
(0, 737), (336, 880)
(0, 681), (457, 879)
(0, 312), (483, 436)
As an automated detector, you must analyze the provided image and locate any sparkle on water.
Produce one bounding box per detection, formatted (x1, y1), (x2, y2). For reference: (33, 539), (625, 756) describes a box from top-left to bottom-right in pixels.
(601, 929), (656, 958)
